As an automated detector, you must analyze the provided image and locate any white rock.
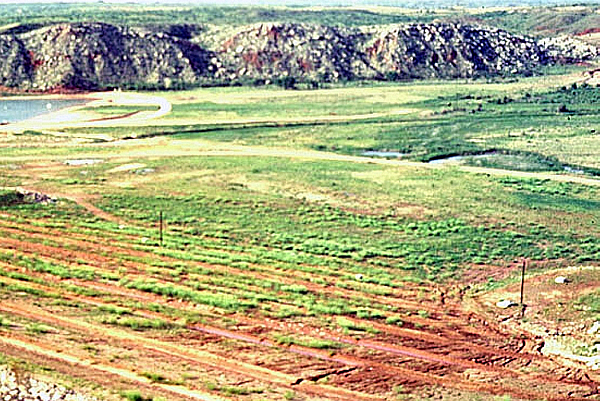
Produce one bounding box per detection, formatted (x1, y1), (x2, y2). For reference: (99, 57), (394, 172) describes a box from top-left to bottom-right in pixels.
(554, 276), (569, 284)
(496, 299), (517, 309)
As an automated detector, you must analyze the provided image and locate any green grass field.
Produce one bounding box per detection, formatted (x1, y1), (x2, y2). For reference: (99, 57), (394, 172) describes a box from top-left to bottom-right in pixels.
(68, 69), (598, 170)
(4, 75), (600, 284)
(3, 2), (600, 38)
(0, 65), (599, 400)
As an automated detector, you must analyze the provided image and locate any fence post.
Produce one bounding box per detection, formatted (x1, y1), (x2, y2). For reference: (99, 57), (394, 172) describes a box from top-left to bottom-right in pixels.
(159, 211), (163, 247)
(520, 258), (526, 317)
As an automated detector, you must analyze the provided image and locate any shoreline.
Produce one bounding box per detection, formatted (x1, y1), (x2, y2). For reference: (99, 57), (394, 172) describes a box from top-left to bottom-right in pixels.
(0, 93), (93, 102)
(1, 97), (96, 125)
(1, 91), (172, 132)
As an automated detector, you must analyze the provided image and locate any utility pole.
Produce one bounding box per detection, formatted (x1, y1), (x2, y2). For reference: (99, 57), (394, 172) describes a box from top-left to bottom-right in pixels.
(159, 211), (163, 247)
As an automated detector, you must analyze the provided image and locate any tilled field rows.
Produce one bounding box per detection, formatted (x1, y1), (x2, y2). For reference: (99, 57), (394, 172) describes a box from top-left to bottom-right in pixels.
(0, 214), (598, 400)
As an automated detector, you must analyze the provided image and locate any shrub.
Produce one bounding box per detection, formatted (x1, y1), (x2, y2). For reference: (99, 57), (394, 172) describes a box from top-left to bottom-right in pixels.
(0, 190), (23, 206)
(120, 390), (153, 401)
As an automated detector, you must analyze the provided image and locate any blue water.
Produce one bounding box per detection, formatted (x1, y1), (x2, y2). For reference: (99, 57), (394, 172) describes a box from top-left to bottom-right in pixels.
(0, 99), (85, 124)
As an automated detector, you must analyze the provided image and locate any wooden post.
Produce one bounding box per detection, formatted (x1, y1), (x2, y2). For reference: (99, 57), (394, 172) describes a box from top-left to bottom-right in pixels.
(520, 258), (526, 318)
(159, 211), (163, 247)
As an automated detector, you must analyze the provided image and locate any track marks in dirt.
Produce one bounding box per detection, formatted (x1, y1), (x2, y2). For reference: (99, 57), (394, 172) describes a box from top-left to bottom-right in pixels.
(1, 220), (599, 400)
(0, 300), (383, 401)
(0, 268), (596, 401)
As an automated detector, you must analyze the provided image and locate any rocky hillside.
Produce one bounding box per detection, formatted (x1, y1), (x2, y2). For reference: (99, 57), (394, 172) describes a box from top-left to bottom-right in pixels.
(364, 24), (550, 79)
(0, 35), (32, 88)
(211, 23), (372, 83)
(20, 22), (216, 91)
(0, 21), (597, 91)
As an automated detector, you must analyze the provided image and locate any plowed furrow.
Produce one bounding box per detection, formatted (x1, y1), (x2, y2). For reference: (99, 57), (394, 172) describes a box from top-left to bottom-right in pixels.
(189, 314), (598, 396)
(354, 318), (539, 361)
(0, 235), (474, 327)
(0, 262), (551, 377)
(0, 231), (512, 349)
(0, 223), (464, 315)
(1, 231), (598, 400)
(0, 269), (596, 400)
(0, 334), (225, 401)
(0, 300), (383, 401)
(0, 264), (555, 382)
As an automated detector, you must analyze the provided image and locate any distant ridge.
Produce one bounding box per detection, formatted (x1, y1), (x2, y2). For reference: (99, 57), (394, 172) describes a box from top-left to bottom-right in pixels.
(20, 0), (596, 6)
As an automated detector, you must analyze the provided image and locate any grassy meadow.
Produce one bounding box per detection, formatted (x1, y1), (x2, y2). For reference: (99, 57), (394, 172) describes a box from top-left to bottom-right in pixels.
(1, 68), (599, 400)
(3, 2), (600, 38)
(3, 72), (600, 285)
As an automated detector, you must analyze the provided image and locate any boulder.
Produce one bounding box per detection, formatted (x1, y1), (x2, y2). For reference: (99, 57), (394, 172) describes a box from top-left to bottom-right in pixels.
(554, 276), (569, 284)
(496, 299), (517, 309)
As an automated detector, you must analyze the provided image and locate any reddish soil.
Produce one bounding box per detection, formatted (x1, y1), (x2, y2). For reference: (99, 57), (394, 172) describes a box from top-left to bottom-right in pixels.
(577, 28), (600, 36)
(0, 214), (598, 400)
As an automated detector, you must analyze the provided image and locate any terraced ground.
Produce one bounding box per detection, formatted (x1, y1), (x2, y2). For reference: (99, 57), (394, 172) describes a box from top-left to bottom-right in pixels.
(0, 199), (597, 401)
(0, 68), (599, 400)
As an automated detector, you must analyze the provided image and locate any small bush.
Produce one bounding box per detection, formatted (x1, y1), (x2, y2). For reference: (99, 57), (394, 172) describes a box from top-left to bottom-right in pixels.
(141, 372), (168, 384)
(0, 191), (23, 206)
(120, 390), (152, 401)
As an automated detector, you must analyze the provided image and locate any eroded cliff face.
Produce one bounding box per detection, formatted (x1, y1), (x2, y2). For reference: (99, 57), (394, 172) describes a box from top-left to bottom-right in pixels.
(364, 23), (549, 79)
(0, 34), (33, 88)
(12, 22), (214, 91)
(210, 23), (372, 83)
(0, 21), (596, 91)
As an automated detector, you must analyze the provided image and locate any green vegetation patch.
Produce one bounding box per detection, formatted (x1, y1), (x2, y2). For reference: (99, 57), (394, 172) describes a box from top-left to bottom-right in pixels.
(274, 334), (344, 350)
(0, 3), (435, 28)
(575, 290), (600, 321)
(0, 190), (23, 206)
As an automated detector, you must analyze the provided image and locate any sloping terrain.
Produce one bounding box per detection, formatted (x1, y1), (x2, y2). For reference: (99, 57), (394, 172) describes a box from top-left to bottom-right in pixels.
(1, 63), (599, 400)
(0, 34), (32, 88)
(212, 23), (371, 83)
(0, 137), (598, 400)
(476, 6), (600, 38)
(10, 22), (214, 91)
(0, 20), (597, 91)
(364, 23), (548, 79)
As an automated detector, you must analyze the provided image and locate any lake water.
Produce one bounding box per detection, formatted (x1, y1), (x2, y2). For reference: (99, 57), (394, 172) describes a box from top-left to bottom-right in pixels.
(362, 151), (406, 158)
(0, 99), (85, 124)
